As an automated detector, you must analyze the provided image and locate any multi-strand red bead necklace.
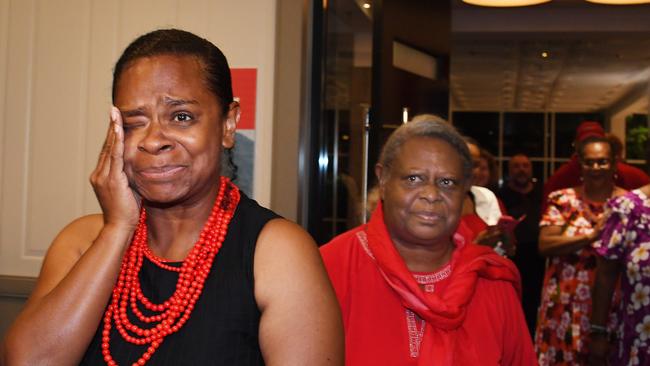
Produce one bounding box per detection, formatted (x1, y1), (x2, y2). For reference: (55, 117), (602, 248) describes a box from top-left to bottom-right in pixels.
(101, 177), (240, 365)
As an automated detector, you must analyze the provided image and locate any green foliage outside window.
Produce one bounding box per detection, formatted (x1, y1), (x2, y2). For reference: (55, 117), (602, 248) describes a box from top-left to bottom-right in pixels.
(625, 114), (649, 160)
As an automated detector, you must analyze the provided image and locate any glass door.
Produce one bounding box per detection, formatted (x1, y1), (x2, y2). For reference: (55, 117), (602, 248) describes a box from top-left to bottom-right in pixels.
(307, 0), (374, 243)
(303, 0), (451, 244)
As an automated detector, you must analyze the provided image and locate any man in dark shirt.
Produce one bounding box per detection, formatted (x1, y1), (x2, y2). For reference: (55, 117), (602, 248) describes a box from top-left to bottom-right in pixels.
(497, 154), (545, 337)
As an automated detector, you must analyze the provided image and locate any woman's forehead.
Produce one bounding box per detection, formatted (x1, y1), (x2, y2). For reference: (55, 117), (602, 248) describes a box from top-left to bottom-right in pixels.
(395, 137), (463, 167)
(582, 142), (610, 155)
(114, 55), (217, 106)
(119, 55), (204, 82)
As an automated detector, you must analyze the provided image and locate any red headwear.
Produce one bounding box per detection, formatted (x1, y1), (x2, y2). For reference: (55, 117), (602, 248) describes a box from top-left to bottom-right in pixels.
(575, 121), (605, 142)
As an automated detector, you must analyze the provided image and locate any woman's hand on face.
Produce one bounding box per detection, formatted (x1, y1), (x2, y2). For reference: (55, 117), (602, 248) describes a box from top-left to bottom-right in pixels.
(90, 106), (141, 229)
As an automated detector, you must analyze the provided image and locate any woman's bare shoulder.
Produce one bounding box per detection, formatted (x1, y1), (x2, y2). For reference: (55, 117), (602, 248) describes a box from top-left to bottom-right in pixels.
(51, 214), (105, 256)
(23, 214), (106, 304)
(640, 184), (650, 197)
(613, 186), (628, 197)
(258, 218), (311, 242)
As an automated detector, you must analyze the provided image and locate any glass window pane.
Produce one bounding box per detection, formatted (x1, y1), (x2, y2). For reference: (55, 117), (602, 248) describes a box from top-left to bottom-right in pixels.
(503, 113), (544, 157)
(452, 112), (499, 154)
(625, 113), (648, 161)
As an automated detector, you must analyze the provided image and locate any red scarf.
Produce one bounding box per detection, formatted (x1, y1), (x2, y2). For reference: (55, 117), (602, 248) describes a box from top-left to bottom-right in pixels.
(365, 202), (522, 365)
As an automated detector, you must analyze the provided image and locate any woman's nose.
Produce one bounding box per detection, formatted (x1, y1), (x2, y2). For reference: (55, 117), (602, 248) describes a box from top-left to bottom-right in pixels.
(138, 120), (173, 154)
(420, 184), (441, 202)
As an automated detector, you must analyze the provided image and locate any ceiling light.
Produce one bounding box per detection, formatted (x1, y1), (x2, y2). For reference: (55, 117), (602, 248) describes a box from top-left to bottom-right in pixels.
(462, 0), (551, 6)
(362, 2), (371, 8)
(541, 51), (549, 58)
(585, 0), (650, 4)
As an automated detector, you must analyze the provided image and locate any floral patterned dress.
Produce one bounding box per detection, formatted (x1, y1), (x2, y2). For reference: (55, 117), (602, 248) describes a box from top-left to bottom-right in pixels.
(535, 188), (616, 365)
(594, 189), (650, 366)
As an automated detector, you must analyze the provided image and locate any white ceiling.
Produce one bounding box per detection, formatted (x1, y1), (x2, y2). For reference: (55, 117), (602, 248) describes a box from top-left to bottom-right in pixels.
(451, 37), (650, 112)
(451, 0), (650, 113)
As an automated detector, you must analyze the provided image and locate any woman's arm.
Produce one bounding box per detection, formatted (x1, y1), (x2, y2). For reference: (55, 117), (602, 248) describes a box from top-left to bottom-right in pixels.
(538, 225), (598, 257)
(1, 217), (135, 365)
(254, 219), (344, 366)
(1, 107), (140, 365)
(588, 257), (621, 365)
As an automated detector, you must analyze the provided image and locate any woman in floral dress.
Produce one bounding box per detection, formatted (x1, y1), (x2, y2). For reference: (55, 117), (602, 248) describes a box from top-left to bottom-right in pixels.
(590, 183), (650, 365)
(535, 136), (626, 365)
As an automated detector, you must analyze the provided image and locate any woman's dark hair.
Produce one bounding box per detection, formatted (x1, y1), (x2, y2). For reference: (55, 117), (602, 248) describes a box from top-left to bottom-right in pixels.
(378, 116), (473, 183)
(576, 136), (614, 161)
(112, 28), (233, 115)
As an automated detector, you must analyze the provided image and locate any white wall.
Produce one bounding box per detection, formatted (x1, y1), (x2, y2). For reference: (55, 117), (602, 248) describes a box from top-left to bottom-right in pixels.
(0, 0), (277, 277)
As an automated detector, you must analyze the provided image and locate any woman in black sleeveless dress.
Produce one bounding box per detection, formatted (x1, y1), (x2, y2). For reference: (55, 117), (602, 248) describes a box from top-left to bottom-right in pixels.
(1, 29), (343, 366)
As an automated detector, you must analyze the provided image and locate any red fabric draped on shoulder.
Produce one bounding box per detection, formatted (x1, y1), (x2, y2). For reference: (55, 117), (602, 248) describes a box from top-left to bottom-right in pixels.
(366, 202), (521, 330)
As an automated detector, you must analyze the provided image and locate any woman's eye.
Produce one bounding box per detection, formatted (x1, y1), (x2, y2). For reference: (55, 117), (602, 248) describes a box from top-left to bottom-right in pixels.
(173, 112), (193, 123)
(406, 175), (422, 183)
(438, 178), (456, 188)
(122, 121), (144, 132)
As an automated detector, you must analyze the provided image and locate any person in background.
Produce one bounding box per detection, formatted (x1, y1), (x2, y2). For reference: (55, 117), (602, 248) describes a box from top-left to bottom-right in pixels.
(462, 138), (515, 256)
(589, 182), (650, 366)
(535, 136), (626, 365)
(542, 121), (649, 212)
(0, 29), (343, 366)
(477, 148), (500, 192)
(497, 153), (545, 338)
(320, 117), (536, 365)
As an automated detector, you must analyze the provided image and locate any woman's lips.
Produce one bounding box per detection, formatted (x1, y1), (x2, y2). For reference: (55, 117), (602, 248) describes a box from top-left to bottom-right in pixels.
(138, 165), (186, 180)
(415, 212), (443, 223)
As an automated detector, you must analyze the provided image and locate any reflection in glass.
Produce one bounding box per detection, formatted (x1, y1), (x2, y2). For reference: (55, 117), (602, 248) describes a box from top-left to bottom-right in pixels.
(317, 0), (373, 242)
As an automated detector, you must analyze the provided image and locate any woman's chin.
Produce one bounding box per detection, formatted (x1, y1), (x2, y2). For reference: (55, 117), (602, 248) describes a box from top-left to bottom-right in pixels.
(407, 228), (451, 247)
(138, 187), (189, 207)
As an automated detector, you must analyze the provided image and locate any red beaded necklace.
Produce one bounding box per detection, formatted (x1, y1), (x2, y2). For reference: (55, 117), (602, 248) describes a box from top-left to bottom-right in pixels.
(101, 177), (240, 365)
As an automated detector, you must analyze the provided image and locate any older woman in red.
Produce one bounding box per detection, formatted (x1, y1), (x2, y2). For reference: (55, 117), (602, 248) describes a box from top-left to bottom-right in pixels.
(320, 117), (535, 365)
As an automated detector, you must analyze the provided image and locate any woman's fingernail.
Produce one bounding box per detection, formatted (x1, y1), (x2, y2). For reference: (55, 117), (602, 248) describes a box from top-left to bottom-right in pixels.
(113, 122), (120, 134)
(111, 106), (120, 122)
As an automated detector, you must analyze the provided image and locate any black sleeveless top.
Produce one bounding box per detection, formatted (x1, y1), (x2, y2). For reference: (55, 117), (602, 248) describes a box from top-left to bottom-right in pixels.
(80, 195), (280, 365)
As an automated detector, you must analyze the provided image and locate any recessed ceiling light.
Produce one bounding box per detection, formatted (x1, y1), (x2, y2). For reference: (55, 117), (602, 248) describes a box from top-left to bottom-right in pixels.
(541, 51), (549, 58)
(586, 0), (650, 4)
(363, 2), (371, 9)
(462, 0), (551, 7)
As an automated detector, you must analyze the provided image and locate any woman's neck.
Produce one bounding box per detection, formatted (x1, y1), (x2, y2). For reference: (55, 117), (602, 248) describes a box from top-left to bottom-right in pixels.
(392, 237), (455, 273)
(143, 184), (220, 261)
(582, 181), (614, 203)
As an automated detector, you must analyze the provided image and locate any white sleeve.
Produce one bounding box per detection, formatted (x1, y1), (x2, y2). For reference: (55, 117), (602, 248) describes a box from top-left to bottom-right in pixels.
(470, 186), (502, 226)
